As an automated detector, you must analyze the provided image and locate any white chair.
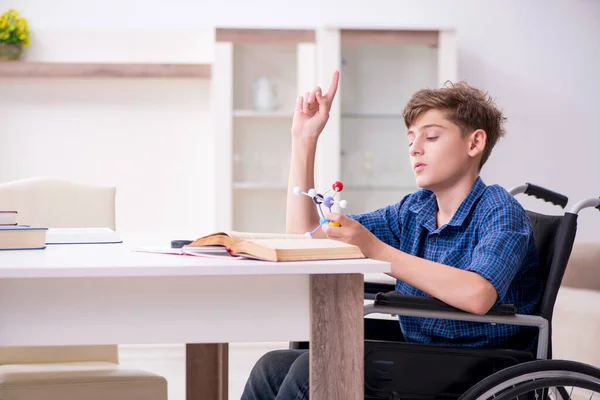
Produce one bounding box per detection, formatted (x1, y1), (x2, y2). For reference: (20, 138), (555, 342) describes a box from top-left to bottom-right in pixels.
(0, 177), (168, 400)
(0, 177), (117, 230)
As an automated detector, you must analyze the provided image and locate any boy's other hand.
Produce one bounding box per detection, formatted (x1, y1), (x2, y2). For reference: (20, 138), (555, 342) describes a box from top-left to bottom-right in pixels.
(291, 70), (340, 140)
(322, 212), (384, 258)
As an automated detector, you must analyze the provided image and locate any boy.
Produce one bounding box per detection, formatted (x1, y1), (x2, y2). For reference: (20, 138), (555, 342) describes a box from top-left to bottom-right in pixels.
(240, 71), (542, 400)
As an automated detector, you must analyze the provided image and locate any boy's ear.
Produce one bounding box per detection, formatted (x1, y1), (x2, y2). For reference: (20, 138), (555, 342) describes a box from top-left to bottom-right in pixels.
(468, 129), (487, 158)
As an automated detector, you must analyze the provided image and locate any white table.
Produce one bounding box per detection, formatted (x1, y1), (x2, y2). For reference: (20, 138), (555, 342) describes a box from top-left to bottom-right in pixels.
(0, 242), (391, 400)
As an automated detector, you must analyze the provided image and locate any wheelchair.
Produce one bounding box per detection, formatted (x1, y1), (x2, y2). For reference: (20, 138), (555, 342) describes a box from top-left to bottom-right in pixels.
(291, 182), (600, 400)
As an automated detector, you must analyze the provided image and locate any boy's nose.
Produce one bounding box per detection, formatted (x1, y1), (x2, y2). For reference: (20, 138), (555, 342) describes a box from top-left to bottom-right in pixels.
(410, 140), (423, 157)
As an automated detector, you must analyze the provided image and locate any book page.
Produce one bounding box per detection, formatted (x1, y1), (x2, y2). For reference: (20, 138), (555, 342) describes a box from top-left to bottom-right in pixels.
(245, 238), (356, 249)
(191, 231), (310, 248)
(226, 231), (309, 242)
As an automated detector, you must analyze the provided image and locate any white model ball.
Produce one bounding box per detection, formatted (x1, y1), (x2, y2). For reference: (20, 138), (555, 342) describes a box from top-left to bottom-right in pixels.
(304, 232), (312, 237)
(339, 200), (348, 209)
(293, 186), (302, 195)
(308, 188), (317, 197)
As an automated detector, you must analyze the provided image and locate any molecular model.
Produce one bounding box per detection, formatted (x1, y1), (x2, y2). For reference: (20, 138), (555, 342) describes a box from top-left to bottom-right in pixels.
(292, 181), (348, 237)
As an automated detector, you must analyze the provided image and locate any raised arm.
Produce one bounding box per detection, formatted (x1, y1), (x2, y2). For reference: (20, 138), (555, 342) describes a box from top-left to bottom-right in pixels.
(286, 71), (340, 236)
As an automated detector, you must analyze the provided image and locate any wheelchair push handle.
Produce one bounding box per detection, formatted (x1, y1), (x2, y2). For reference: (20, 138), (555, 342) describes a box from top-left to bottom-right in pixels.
(569, 196), (600, 214)
(524, 183), (569, 208)
(509, 183), (569, 209)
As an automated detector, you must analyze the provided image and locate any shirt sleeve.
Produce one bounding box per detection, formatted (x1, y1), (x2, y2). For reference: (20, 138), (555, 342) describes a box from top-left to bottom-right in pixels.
(465, 202), (533, 301)
(345, 195), (409, 249)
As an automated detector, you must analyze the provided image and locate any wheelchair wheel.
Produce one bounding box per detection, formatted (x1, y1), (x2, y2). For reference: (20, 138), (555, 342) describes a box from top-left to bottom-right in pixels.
(458, 359), (600, 400)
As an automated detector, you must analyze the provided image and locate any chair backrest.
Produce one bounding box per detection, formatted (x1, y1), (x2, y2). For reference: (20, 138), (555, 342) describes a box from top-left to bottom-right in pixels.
(527, 210), (563, 295)
(533, 211), (578, 322)
(0, 176), (116, 230)
(0, 176), (119, 364)
(526, 209), (578, 359)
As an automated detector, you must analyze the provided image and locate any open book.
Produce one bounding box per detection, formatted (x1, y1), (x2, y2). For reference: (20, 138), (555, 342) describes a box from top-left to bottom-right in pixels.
(187, 231), (366, 262)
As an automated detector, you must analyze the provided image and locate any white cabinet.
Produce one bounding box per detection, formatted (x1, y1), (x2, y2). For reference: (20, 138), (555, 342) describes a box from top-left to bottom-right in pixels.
(212, 27), (457, 231)
(316, 28), (457, 215)
(212, 29), (317, 232)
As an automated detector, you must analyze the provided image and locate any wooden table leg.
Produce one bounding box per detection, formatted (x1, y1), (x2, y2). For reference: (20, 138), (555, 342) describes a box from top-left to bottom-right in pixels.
(310, 273), (364, 400)
(186, 343), (228, 400)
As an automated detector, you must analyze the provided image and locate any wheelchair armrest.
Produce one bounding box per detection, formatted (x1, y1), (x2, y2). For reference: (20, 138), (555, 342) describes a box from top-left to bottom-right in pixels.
(364, 281), (396, 299)
(374, 292), (517, 316)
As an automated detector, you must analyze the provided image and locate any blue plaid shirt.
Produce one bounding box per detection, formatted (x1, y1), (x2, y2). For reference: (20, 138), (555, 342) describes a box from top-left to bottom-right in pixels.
(348, 177), (543, 351)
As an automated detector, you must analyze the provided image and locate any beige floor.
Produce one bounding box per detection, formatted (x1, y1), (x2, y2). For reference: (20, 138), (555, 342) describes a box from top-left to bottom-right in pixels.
(119, 342), (289, 400)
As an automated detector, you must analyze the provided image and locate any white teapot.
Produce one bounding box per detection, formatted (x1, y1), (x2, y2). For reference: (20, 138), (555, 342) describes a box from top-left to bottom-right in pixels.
(252, 76), (280, 111)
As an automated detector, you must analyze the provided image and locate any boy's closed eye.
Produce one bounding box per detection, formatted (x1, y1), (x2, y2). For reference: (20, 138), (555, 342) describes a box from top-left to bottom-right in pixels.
(408, 136), (439, 147)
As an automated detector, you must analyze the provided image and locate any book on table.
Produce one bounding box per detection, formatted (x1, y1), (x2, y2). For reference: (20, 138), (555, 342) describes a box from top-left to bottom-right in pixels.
(0, 225), (47, 250)
(0, 211), (17, 226)
(187, 231), (366, 262)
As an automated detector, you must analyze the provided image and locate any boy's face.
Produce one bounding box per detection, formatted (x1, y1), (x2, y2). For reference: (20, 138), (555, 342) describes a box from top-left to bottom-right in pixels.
(407, 109), (481, 191)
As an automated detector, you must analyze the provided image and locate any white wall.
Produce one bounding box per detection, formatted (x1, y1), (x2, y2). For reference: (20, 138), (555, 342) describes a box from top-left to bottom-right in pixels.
(3, 0), (598, 239)
(0, 29), (216, 235)
(1, 78), (213, 233)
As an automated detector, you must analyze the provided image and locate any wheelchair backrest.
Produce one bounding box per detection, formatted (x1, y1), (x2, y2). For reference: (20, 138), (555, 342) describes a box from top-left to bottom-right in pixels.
(527, 210), (578, 321)
(527, 210), (562, 297)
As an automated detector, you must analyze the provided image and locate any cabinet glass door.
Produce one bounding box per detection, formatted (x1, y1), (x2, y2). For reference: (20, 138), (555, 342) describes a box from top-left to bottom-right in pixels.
(339, 31), (441, 214)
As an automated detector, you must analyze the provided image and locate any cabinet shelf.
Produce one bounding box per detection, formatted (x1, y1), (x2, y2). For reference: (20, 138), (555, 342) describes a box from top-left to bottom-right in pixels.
(0, 62), (212, 79)
(342, 113), (404, 119)
(233, 182), (288, 190)
(344, 185), (415, 192)
(232, 110), (294, 118)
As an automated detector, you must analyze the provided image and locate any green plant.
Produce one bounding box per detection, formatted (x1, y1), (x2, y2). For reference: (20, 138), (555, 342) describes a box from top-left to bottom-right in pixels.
(0, 9), (30, 47)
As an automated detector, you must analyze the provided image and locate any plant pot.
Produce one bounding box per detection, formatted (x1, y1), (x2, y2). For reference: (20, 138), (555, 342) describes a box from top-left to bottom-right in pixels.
(0, 43), (23, 61)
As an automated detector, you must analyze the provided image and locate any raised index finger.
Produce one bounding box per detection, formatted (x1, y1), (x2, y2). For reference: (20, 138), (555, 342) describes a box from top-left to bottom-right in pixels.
(325, 70), (340, 102)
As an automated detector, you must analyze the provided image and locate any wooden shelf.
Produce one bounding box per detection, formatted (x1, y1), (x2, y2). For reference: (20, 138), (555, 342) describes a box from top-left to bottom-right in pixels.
(216, 28), (315, 44)
(0, 62), (212, 79)
(341, 29), (439, 46)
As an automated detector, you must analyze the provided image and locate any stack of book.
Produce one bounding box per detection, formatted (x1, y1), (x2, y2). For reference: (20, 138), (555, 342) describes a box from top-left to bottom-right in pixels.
(0, 211), (47, 250)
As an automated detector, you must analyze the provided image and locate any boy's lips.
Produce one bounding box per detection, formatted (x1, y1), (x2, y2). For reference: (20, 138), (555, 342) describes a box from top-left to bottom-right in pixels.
(414, 162), (426, 172)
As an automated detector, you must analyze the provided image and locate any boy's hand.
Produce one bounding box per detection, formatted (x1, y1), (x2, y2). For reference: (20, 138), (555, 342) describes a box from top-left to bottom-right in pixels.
(321, 212), (384, 258)
(291, 70), (340, 140)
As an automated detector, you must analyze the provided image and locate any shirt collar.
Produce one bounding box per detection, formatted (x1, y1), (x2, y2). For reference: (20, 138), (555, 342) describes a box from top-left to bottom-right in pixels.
(410, 177), (487, 232)
(447, 177), (487, 227)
